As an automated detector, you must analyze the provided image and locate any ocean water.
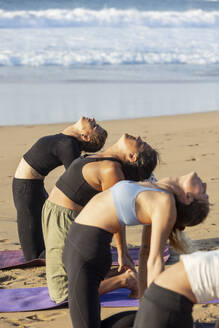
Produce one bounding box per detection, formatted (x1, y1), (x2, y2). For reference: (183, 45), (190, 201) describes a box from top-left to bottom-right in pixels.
(0, 0), (219, 125)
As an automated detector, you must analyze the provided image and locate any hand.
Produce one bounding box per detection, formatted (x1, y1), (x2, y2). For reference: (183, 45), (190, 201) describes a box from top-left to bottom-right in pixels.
(118, 250), (136, 273)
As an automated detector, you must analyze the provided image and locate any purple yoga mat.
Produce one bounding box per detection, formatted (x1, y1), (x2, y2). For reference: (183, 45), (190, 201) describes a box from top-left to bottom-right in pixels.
(111, 245), (170, 265)
(101, 288), (139, 307)
(0, 287), (138, 312)
(0, 286), (218, 313)
(0, 246), (170, 270)
(0, 287), (67, 312)
(0, 250), (45, 269)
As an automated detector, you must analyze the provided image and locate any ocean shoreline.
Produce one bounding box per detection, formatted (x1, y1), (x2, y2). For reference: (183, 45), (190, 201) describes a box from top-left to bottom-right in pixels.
(0, 109), (218, 128)
(1, 78), (219, 126)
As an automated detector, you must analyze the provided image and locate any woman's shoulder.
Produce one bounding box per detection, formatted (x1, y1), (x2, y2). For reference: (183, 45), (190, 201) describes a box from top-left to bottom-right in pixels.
(155, 189), (176, 206)
(141, 188), (176, 216)
(99, 158), (123, 175)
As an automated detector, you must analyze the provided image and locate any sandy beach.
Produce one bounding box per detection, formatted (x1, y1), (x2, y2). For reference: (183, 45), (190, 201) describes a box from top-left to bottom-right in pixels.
(0, 111), (219, 327)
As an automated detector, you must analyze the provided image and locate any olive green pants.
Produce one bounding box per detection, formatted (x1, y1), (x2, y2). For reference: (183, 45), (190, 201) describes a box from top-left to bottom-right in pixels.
(42, 200), (78, 304)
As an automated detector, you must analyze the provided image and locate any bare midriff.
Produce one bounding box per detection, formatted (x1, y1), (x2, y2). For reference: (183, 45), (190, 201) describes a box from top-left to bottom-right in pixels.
(49, 186), (83, 212)
(155, 260), (197, 304)
(14, 158), (44, 180)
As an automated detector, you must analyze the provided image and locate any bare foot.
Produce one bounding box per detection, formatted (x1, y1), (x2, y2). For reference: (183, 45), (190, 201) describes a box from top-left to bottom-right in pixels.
(123, 269), (139, 298)
(128, 289), (139, 299)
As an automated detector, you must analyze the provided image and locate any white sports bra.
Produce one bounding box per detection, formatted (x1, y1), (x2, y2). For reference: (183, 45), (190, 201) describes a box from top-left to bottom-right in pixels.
(181, 250), (219, 303)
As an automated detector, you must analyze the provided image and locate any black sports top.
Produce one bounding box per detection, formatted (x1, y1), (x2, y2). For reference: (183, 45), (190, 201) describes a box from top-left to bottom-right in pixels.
(56, 155), (123, 206)
(23, 133), (81, 176)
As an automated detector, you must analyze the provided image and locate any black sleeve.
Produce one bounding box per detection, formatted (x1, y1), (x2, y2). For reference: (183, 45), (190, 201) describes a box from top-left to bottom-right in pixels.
(56, 139), (81, 169)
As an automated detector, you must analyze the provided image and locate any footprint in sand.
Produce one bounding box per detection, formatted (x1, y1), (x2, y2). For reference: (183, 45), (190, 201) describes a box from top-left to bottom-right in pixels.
(0, 239), (9, 243)
(201, 304), (210, 308)
(5, 318), (30, 327)
(0, 318), (21, 328)
(38, 272), (46, 278)
(186, 157), (197, 162)
(19, 312), (66, 325)
(201, 153), (215, 157)
(0, 274), (16, 285)
(164, 133), (174, 136)
(25, 314), (45, 322)
(188, 144), (199, 147)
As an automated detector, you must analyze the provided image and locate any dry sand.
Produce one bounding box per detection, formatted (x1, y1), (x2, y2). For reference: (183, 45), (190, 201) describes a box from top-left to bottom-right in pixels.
(0, 111), (219, 327)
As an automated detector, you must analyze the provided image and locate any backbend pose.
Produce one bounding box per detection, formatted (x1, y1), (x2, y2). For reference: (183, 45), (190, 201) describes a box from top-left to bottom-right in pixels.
(132, 249), (219, 328)
(62, 172), (209, 328)
(13, 117), (107, 260)
(42, 133), (158, 304)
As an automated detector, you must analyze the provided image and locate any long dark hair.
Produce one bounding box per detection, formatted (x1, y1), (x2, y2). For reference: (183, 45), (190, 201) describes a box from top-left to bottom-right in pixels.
(79, 129), (108, 152)
(122, 146), (159, 181)
(169, 196), (210, 252)
(174, 196), (209, 229)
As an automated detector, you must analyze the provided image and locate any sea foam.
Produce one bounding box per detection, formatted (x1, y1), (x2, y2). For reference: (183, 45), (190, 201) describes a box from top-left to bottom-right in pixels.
(0, 8), (219, 28)
(0, 8), (218, 66)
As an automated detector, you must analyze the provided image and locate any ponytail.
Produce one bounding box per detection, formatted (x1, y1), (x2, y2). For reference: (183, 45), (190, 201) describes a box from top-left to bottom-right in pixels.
(170, 196), (210, 253)
(168, 229), (196, 254)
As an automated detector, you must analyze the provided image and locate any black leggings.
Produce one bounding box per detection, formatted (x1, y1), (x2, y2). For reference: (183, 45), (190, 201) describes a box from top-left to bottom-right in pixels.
(63, 222), (136, 328)
(133, 283), (193, 328)
(12, 178), (48, 260)
(101, 311), (136, 328)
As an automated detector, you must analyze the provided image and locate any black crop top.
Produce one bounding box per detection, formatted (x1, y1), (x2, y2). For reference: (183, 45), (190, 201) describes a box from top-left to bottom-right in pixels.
(23, 133), (81, 176)
(56, 155), (123, 206)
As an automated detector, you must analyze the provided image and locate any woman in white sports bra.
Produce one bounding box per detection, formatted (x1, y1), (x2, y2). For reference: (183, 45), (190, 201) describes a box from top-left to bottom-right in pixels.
(133, 249), (219, 328)
(62, 171), (209, 328)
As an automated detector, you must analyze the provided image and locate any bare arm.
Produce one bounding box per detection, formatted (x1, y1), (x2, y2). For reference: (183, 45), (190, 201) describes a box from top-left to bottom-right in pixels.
(147, 194), (176, 288)
(138, 225), (151, 298)
(101, 162), (134, 270)
(137, 192), (176, 298)
(100, 161), (125, 190)
(215, 319), (219, 328)
(114, 227), (135, 272)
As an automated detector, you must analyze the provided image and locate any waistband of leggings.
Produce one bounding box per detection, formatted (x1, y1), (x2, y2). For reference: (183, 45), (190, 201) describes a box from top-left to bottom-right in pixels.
(68, 221), (113, 247)
(44, 199), (79, 215)
(13, 177), (44, 186)
(144, 282), (193, 313)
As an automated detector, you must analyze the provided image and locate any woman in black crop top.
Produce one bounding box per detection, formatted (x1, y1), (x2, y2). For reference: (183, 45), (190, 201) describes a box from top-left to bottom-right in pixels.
(12, 117), (107, 261)
(42, 133), (158, 304)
